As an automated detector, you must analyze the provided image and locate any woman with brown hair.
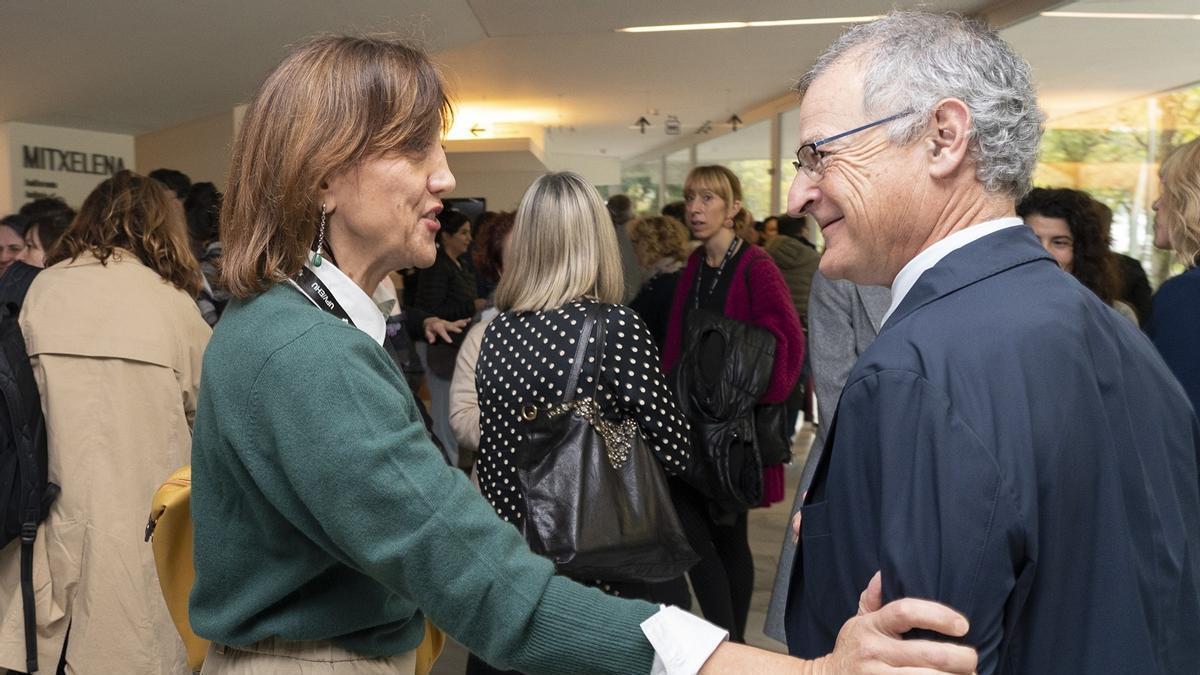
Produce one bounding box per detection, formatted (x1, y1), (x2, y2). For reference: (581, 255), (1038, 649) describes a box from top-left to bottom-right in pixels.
(1017, 187), (1138, 323)
(0, 170), (211, 673)
(186, 34), (975, 675)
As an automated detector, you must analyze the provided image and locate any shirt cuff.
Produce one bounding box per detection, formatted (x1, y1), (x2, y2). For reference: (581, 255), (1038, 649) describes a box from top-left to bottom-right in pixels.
(640, 604), (729, 675)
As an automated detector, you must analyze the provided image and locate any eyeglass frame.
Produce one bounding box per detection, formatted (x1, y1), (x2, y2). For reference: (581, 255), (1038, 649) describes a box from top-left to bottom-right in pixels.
(792, 110), (916, 179)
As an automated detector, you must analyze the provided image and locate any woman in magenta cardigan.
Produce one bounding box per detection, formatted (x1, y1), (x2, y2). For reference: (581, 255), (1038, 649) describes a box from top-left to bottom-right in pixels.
(663, 164), (804, 642)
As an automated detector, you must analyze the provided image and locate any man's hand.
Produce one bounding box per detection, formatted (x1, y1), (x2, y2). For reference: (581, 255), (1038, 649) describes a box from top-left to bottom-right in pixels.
(814, 572), (977, 674)
(791, 492), (807, 543)
(423, 316), (469, 344)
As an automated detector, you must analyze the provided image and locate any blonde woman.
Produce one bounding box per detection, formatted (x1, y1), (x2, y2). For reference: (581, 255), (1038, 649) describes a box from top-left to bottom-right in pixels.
(627, 214), (690, 348)
(662, 165), (804, 643)
(1148, 137), (1200, 413)
(474, 173), (694, 615)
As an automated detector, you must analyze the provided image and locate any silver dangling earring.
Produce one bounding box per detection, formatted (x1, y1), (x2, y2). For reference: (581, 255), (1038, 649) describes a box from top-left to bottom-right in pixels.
(313, 203), (327, 267)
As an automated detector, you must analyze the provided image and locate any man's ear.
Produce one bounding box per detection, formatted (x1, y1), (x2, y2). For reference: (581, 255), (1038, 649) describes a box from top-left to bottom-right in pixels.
(927, 98), (971, 181)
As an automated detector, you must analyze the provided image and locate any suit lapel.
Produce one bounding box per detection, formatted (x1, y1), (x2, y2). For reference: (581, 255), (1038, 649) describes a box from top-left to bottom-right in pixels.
(882, 225), (1054, 332)
(856, 285), (891, 334)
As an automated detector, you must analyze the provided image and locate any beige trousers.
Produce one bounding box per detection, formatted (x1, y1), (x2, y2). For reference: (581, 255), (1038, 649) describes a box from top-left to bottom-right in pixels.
(200, 637), (416, 674)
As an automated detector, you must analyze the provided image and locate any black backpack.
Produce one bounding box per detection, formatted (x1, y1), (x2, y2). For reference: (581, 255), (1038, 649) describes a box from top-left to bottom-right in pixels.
(0, 303), (59, 673)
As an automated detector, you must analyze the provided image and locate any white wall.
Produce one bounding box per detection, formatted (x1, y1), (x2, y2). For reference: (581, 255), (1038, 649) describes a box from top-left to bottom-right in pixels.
(443, 149), (621, 211)
(136, 110), (237, 189)
(444, 171), (545, 212)
(1, 122), (135, 213)
(544, 152), (621, 187)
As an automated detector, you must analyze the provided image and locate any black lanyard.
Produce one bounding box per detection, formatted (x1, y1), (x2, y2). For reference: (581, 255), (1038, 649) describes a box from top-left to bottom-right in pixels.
(695, 236), (742, 309)
(291, 265), (356, 327)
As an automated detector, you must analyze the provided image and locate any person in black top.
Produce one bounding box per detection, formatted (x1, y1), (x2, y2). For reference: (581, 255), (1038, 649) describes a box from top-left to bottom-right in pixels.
(1095, 200), (1153, 326)
(414, 208), (481, 462)
(626, 214), (689, 350)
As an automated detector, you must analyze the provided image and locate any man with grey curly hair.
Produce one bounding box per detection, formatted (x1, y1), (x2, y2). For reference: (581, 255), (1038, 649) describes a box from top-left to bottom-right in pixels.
(783, 11), (1200, 675)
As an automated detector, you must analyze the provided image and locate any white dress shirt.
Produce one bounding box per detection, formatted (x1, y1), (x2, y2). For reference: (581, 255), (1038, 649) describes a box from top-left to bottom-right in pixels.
(288, 253), (387, 345)
(882, 217), (1025, 326)
(289, 254), (728, 674)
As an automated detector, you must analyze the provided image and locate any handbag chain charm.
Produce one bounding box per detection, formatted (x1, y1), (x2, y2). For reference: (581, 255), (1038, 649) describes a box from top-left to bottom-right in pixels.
(524, 398), (636, 469)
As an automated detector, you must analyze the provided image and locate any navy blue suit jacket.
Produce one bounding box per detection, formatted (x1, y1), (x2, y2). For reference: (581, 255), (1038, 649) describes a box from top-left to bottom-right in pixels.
(786, 226), (1200, 674)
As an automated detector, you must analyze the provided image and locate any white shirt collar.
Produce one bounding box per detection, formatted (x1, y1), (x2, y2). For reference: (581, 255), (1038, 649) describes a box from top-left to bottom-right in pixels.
(882, 216), (1024, 326)
(289, 252), (387, 345)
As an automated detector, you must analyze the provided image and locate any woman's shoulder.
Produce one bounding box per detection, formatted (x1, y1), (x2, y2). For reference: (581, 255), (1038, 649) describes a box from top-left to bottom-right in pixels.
(1158, 266), (1200, 297)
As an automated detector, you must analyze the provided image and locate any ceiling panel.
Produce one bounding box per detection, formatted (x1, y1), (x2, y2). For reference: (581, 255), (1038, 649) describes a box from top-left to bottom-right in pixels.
(2, 0), (1195, 164)
(1001, 0), (1200, 123)
(0, 0), (485, 134)
(467, 0), (995, 37)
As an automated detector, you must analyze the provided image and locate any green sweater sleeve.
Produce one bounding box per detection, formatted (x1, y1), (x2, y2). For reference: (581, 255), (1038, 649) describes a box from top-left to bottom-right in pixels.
(244, 321), (657, 674)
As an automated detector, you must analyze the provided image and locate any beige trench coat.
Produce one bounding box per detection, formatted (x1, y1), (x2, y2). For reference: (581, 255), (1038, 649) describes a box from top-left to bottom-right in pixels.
(0, 251), (210, 674)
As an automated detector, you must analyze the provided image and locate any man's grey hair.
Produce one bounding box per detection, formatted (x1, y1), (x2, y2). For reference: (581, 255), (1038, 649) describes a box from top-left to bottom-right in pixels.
(796, 11), (1044, 198)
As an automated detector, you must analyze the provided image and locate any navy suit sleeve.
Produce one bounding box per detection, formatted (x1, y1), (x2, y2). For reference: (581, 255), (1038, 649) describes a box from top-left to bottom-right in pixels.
(804, 370), (1024, 675)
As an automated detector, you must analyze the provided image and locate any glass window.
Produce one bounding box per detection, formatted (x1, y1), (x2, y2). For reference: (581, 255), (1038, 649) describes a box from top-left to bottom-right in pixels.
(1035, 82), (1200, 284)
(619, 161), (660, 214)
(778, 107), (802, 218)
(696, 119), (772, 222)
(664, 148), (691, 209)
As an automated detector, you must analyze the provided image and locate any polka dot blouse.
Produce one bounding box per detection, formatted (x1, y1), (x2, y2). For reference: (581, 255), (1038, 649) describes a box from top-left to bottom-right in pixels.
(475, 299), (692, 524)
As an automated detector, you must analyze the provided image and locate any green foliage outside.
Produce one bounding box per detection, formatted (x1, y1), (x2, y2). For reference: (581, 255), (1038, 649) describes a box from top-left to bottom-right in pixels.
(1037, 83), (1200, 285)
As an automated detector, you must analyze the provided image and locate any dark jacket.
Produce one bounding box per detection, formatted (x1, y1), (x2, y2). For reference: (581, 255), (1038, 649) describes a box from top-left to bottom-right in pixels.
(414, 249), (477, 322)
(764, 236), (820, 324)
(0, 261), (42, 310)
(628, 269), (680, 351)
(786, 226), (1200, 674)
(1114, 252), (1152, 325)
(670, 307), (776, 510)
(1147, 265), (1200, 414)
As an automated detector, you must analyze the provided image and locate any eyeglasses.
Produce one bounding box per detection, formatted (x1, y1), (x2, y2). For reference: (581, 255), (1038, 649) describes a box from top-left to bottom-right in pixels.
(792, 110), (915, 179)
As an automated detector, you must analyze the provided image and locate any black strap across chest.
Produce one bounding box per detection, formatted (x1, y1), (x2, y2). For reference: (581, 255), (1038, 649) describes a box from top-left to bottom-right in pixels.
(291, 266), (356, 327)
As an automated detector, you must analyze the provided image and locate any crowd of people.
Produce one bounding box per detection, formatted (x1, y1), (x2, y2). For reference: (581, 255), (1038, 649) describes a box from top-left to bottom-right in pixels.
(0, 9), (1199, 675)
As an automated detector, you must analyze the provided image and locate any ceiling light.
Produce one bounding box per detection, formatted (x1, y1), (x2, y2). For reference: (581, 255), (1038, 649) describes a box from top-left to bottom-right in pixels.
(1041, 11), (1200, 20)
(747, 17), (881, 27)
(617, 16), (880, 33)
(618, 21), (747, 33)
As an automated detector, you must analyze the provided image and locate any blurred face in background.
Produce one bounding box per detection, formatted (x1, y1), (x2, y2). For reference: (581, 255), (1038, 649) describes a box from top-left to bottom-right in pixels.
(0, 225), (27, 275)
(1152, 180), (1172, 250)
(1026, 213), (1075, 272)
(24, 227), (47, 268)
(762, 217), (779, 242)
(442, 222), (473, 260)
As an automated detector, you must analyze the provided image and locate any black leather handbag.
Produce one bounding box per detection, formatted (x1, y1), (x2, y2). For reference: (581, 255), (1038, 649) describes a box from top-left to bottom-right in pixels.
(515, 303), (698, 583)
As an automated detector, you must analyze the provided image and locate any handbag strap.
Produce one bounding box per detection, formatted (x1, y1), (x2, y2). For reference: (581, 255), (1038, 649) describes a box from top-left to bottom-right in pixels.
(561, 303), (599, 403)
(586, 304), (607, 401)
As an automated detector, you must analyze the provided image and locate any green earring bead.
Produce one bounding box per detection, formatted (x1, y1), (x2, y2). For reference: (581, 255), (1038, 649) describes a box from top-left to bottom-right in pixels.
(312, 251), (323, 267)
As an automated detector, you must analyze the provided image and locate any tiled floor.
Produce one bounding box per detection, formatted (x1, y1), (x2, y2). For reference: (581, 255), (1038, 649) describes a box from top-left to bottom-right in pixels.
(432, 426), (815, 673)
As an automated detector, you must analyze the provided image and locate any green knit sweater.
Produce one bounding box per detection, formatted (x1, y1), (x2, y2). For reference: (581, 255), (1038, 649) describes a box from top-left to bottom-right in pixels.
(190, 284), (658, 673)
